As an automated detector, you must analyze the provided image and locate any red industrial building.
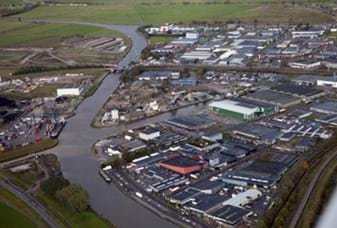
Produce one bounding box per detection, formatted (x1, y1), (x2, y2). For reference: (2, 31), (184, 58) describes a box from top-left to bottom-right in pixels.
(159, 155), (207, 175)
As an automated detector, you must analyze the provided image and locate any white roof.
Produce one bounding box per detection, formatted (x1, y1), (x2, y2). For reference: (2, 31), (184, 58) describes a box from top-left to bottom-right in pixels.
(209, 99), (258, 115)
(223, 189), (262, 207)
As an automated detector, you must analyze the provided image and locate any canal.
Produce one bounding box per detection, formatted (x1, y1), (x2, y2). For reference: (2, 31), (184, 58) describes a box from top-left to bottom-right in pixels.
(43, 22), (205, 228)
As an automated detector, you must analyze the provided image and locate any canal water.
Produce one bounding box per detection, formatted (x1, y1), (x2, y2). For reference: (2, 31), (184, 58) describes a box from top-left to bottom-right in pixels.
(44, 23), (204, 228)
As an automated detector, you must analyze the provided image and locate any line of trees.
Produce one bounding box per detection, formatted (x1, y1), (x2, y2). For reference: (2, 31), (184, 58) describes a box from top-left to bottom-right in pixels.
(41, 176), (89, 213)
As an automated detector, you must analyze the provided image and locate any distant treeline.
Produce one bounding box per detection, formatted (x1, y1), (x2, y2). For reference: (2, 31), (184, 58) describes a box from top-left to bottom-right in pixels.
(138, 0), (330, 6)
(0, 3), (39, 17)
(12, 65), (105, 75)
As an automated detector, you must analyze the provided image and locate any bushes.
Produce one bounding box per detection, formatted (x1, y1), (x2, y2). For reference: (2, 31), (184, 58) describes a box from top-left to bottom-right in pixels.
(42, 177), (88, 213)
(41, 176), (70, 197)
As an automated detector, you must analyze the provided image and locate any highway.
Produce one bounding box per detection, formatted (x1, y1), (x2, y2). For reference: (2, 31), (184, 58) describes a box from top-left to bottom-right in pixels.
(0, 179), (58, 228)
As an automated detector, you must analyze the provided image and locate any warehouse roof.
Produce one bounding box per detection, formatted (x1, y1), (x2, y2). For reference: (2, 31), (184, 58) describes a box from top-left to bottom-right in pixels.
(209, 99), (258, 115)
(186, 194), (229, 213)
(191, 179), (226, 192)
(161, 155), (200, 168)
(171, 188), (201, 204)
(271, 83), (323, 97)
(209, 205), (250, 225)
(245, 89), (299, 106)
(165, 114), (215, 130)
(311, 101), (337, 114)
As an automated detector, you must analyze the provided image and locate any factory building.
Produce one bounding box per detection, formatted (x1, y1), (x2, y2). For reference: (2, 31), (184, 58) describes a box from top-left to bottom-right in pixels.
(159, 155), (207, 175)
(138, 127), (160, 141)
(209, 97), (276, 120)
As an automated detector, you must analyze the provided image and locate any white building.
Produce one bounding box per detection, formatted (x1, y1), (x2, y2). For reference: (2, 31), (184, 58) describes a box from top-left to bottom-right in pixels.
(223, 189), (262, 207)
(185, 32), (199, 39)
(291, 29), (325, 39)
(111, 109), (119, 120)
(181, 51), (212, 61)
(317, 78), (337, 88)
(288, 60), (321, 70)
(138, 128), (160, 141)
(57, 84), (85, 97)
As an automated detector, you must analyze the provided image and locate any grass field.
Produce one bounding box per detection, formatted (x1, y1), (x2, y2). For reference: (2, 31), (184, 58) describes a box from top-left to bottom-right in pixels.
(148, 35), (174, 45)
(37, 191), (113, 228)
(0, 186), (47, 227)
(13, 1), (334, 25)
(0, 203), (36, 228)
(0, 21), (127, 48)
(0, 138), (57, 162)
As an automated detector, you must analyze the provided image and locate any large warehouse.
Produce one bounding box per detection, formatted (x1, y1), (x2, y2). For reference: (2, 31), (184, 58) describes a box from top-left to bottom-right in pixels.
(209, 97), (277, 120)
(159, 155), (207, 175)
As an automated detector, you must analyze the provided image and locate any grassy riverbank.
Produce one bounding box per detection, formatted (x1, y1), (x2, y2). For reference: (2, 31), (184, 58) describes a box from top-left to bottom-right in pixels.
(0, 139), (58, 162)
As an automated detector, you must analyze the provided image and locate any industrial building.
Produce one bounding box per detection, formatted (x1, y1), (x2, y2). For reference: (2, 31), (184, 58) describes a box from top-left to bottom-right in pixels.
(138, 71), (180, 81)
(223, 154), (296, 188)
(310, 101), (337, 115)
(190, 179), (226, 195)
(138, 127), (161, 141)
(232, 123), (282, 144)
(220, 141), (256, 159)
(185, 194), (229, 214)
(245, 89), (301, 108)
(209, 97), (277, 120)
(207, 205), (251, 226)
(271, 83), (324, 99)
(293, 75), (337, 88)
(159, 155), (207, 175)
(57, 84), (85, 97)
(165, 114), (216, 131)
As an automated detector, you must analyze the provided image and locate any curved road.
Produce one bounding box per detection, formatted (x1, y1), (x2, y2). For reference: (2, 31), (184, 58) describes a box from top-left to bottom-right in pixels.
(23, 19), (195, 228)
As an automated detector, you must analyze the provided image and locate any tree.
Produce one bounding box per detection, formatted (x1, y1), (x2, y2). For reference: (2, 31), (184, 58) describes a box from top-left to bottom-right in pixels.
(56, 184), (88, 213)
(41, 176), (70, 197)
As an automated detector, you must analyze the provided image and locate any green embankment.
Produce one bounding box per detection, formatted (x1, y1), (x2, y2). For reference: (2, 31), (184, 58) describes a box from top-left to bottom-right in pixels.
(0, 139), (58, 162)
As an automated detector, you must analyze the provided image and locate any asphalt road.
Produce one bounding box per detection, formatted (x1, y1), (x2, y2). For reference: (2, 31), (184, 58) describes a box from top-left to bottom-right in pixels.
(0, 179), (58, 228)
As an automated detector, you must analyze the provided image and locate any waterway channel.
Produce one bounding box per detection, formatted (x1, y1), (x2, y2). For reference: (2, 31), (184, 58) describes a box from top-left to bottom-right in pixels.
(42, 22), (206, 228)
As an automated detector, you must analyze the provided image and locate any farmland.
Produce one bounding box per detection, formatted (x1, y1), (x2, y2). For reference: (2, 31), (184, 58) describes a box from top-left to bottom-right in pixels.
(0, 20), (127, 48)
(12, 0), (335, 25)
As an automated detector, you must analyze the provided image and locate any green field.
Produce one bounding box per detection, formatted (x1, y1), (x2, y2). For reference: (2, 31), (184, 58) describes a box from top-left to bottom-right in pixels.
(148, 35), (174, 45)
(37, 191), (113, 228)
(0, 203), (36, 228)
(0, 20), (127, 48)
(0, 186), (47, 227)
(10, 0), (333, 25)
